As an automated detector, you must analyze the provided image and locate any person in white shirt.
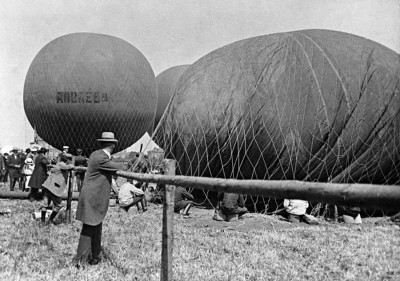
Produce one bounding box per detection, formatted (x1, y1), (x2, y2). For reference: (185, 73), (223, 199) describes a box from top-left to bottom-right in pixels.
(284, 199), (318, 225)
(118, 179), (145, 212)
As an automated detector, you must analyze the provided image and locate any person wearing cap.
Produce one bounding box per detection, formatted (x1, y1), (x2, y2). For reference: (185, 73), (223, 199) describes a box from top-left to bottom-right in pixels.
(28, 147), (50, 201)
(72, 132), (124, 267)
(57, 145), (72, 163)
(41, 153), (74, 225)
(74, 148), (88, 192)
(7, 147), (23, 191)
(22, 157), (35, 192)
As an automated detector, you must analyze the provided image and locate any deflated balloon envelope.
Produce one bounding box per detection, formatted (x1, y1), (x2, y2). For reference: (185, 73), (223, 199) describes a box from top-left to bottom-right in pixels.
(155, 29), (400, 184)
(24, 33), (157, 155)
(155, 65), (190, 129)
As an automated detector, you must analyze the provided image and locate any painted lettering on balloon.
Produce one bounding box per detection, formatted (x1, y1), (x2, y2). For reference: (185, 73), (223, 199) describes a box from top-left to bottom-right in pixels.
(56, 92), (108, 103)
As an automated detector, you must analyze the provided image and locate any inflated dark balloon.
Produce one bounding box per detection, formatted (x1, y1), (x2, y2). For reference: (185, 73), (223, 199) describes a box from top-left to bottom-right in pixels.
(24, 33), (157, 155)
(154, 29), (400, 185)
(155, 65), (190, 129)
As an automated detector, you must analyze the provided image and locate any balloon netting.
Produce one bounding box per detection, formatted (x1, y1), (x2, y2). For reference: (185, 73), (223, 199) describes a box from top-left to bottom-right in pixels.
(152, 30), (400, 216)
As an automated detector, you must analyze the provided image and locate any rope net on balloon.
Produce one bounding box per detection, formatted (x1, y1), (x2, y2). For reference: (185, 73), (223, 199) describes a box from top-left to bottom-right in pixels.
(151, 30), (400, 217)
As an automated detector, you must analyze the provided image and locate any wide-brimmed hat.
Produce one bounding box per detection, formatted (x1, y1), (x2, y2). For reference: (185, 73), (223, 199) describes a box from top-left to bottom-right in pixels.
(63, 145), (69, 149)
(39, 147), (48, 153)
(12, 147), (19, 152)
(31, 147), (38, 152)
(97, 132), (118, 143)
(76, 148), (82, 153)
(25, 158), (34, 164)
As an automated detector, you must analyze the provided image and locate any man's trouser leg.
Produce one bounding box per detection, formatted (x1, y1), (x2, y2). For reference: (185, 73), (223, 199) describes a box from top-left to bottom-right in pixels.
(72, 223), (95, 266)
(90, 223), (102, 264)
(9, 177), (16, 191)
(19, 177), (24, 191)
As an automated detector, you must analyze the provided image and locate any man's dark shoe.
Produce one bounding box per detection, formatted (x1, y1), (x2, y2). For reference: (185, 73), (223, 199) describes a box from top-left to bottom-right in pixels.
(88, 257), (101, 265)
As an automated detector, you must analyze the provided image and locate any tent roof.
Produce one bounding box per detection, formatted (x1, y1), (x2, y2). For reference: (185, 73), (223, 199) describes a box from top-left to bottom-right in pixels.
(123, 132), (160, 155)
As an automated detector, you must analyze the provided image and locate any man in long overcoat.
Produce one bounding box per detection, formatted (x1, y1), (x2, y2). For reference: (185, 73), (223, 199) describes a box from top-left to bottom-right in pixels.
(7, 147), (22, 191)
(72, 132), (124, 267)
(28, 147), (49, 201)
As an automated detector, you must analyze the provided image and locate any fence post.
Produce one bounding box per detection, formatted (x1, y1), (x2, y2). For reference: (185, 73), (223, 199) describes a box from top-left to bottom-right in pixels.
(161, 159), (176, 281)
(66, 170), (73, 223)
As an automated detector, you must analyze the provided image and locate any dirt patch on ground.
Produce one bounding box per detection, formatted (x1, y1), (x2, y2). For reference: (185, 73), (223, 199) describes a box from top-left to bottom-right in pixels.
(173, 206), (313, 232)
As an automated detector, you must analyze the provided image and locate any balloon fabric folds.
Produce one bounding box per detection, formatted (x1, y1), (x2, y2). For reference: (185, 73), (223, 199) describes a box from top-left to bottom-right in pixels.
(154, 29), (400, 185)
(24, 33), (157, 155)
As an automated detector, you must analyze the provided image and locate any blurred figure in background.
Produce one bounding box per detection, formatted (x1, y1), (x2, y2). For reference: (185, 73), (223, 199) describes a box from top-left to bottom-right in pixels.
(28, 147), (49, 201)
(74, 148), (87, 192)
(7, 147), (23, 191)
(22, 158), (34, 192)
(338, 205), (362, 224)
(174, 186), (194, 218)
(2, 153), (9, 184)
(31, 147), (38, 162)
(0, 148), (5, 184)
(214, 192), (248, 222)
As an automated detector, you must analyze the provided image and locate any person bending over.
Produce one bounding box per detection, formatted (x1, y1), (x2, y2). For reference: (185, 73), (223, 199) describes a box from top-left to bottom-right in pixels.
(41, 153), (74, 225)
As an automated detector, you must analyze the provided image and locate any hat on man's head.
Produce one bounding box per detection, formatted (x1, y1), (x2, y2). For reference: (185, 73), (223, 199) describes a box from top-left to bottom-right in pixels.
(97, 132), (118, 143)
(63, 145), (69, 149)
(39, 147), (48, 153)
(25, 158), (34, 165)
(31, 147), (38, 152)
(12, 147), (19, 152)
(77, 148), (82, 153)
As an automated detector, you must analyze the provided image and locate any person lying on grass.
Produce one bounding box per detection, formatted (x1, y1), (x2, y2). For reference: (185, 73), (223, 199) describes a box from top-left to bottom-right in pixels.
(214, 192), (248, 222)
(41, 153), (74, 225)
(118, 178), (146, 213)
(174, 186), (194, 218)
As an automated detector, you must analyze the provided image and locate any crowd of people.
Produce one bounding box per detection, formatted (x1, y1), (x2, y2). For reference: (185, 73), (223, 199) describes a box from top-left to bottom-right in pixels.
(0, 132), (365, 269)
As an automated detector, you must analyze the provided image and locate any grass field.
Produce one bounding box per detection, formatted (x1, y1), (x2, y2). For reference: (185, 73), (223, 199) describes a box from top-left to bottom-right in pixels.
(0, 183), (399, 280)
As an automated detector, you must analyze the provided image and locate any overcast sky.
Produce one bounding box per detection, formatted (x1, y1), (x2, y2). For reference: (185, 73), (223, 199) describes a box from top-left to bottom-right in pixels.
(1, 0), (399, 151)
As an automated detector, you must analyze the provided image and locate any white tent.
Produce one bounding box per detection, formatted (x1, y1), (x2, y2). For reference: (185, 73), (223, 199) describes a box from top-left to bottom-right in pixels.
(124, 132), (160, 155)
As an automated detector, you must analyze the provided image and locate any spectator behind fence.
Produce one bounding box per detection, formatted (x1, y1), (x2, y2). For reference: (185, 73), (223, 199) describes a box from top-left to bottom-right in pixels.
(73, 132), (124, 267)
(214, 192), (248, 222)
(41, 153), (74, 225)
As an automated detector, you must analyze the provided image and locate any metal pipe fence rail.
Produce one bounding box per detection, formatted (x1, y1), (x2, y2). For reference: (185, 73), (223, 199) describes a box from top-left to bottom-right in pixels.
(115, 160), (400, 281)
